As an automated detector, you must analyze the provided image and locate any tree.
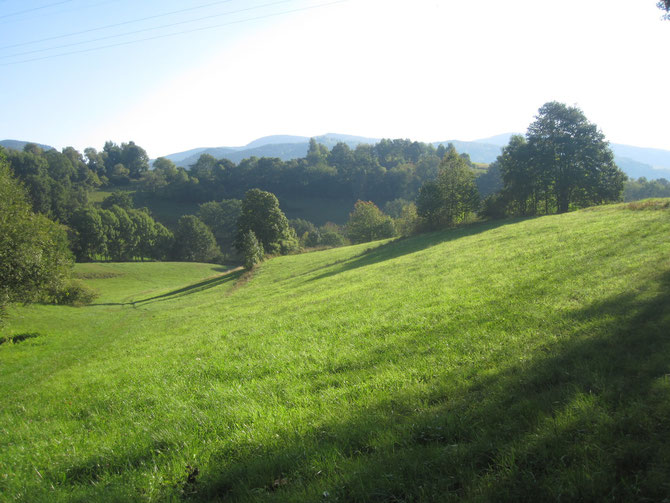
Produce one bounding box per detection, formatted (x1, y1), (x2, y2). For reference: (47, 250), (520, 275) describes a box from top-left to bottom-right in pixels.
(150, 222), (174, 261)
(69, 207), (106, 261)
(0, 150), (72, 325)
(101, 191), (134, 209)
(172, 215), (220, 262)
(497, 135), (537, 215)
(416, 181), (444, 229)
(121, 141), (150, 179)
(659, 0), (670, 20)
(417, 147), (479, 228)
(525, 102), (625, 213)
(127, 209), (157, 261)
(345, 200), (396, 244)
(240, 230), (264, 270)
(198, 199), (242, 255)
(235, 189), (292, 254)
(108, 205), (138, 261)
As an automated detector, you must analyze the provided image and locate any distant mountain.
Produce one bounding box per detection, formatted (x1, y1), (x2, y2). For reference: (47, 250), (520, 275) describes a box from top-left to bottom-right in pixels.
(159, 134), (379, 168)
(1, 139), (54, 152)
(472, 133), (519, 147)
(432, 140), (504, 164)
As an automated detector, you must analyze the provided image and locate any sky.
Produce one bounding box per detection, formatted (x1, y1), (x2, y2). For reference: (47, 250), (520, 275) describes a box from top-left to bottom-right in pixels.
(1, 0), (669, 158)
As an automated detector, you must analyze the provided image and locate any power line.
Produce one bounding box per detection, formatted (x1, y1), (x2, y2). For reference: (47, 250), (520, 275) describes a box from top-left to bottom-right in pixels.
(1, 0), (349, 66)
(0, 0), (124, 25)
(0, 0), (73, 19)
(0, 0), (295, 59)
(1, 0), (237, 48)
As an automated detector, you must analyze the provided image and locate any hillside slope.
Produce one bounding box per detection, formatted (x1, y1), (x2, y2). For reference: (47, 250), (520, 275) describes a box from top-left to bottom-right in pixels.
(1, 201), (670, 501)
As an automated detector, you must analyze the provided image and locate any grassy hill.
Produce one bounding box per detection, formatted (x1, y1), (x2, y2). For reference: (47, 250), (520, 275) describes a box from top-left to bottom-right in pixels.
(1, 201), (670, 501)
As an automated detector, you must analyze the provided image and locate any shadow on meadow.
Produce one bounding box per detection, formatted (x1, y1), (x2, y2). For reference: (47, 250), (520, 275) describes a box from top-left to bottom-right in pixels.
(190, 269), (670, 501)
(91, 269), (244, 307)
(306, 217), (531, 284)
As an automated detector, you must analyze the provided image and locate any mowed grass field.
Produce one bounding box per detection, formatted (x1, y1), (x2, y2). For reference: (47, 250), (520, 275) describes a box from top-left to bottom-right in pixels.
(1, 201), (670, 501)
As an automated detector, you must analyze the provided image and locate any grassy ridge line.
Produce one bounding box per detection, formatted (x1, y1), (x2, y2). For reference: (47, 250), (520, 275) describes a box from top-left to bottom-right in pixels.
(1, 201), (670, 501)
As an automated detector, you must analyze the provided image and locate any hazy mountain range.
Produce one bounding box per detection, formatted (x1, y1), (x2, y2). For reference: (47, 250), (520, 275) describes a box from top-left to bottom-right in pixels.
(3, 135), (670, 180)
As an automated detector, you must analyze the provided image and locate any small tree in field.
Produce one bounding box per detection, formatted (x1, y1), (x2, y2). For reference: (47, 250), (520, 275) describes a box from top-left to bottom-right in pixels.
(235, 189), (293, 255)
(345, 200), (395, 244)
(241, 230), (264, 270)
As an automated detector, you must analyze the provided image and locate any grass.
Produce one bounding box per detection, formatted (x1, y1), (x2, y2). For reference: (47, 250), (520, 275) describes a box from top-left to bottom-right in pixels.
(1, 201), (670, 501)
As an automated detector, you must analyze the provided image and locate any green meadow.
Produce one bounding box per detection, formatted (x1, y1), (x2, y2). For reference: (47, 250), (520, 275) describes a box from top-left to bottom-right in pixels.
(1, 201), (670, 501)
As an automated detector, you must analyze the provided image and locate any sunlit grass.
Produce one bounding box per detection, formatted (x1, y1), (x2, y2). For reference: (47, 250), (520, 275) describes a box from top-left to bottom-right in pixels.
(1, 201), (669, 501)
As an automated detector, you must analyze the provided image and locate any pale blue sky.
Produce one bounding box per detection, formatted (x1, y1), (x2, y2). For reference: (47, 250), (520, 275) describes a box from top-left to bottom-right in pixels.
(1, 0), (668, 157)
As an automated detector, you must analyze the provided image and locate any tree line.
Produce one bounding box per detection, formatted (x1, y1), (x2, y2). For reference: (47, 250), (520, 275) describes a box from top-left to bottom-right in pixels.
(140, 138), (473, 206)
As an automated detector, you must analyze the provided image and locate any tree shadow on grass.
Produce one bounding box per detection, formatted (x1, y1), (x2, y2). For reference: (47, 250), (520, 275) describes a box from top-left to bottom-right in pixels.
(0, 332), (41, 345)
(91, 268), (244, 307)
(306, 217), (533, 284)
(190, 269), (670, 501)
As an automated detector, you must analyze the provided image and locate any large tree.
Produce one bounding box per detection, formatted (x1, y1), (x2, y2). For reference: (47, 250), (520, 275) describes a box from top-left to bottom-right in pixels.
(235, 189), (292, 254)
(172, 215), (220, 263)
(524, 102), (625, 213)
(198, 199), (242, 255)
(0, 150), (72, 324)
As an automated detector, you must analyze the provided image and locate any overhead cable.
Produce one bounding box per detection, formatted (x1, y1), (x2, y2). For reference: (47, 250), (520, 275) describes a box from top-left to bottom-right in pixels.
(1, 0), (349, 66)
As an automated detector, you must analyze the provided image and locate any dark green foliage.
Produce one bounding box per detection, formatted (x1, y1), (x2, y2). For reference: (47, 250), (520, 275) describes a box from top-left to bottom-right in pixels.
(476, 160), (503, 198)
(109, 206), (139, 261)
(416, 181), (444, 228)
(172, 215), (220, 263)
(292, 219), (348, 249)
(417, 147), (480, 228)
(127, 209), (157, 261)
(345, 200), (396, 244)
(499, 102), (626, 216)
(4, 144), (93, 222)
(135, 139), (449, 212)
(150, 222), (174, 261)
(49, 280), (98, 306)
(102, 141), (149, 183)
(0, 151), (73, 321)
(383, 198), (412, 218)
(235, 189), (293, 254)
(101, 191), (134, 209)
(240, 230), (264, 270)
(394, 201), (420, 236)
(319, 229), (347, 247)
(69, 207), (106, 261)
(198, 199), (242, 256)
(624, 177), (670, 201)
(289, 218), (318, 239)
(480, 192), (509, 219)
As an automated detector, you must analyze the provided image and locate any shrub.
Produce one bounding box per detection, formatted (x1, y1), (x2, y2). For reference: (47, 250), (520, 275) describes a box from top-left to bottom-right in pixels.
(241, 230), (264, 270)
(50, 281), (99, 306)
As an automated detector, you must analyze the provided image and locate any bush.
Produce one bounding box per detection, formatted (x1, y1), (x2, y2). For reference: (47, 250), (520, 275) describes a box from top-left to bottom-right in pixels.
(50, 281), (99, 306)
(241, 230), (264, 270)
(345, 200), (396, 244)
